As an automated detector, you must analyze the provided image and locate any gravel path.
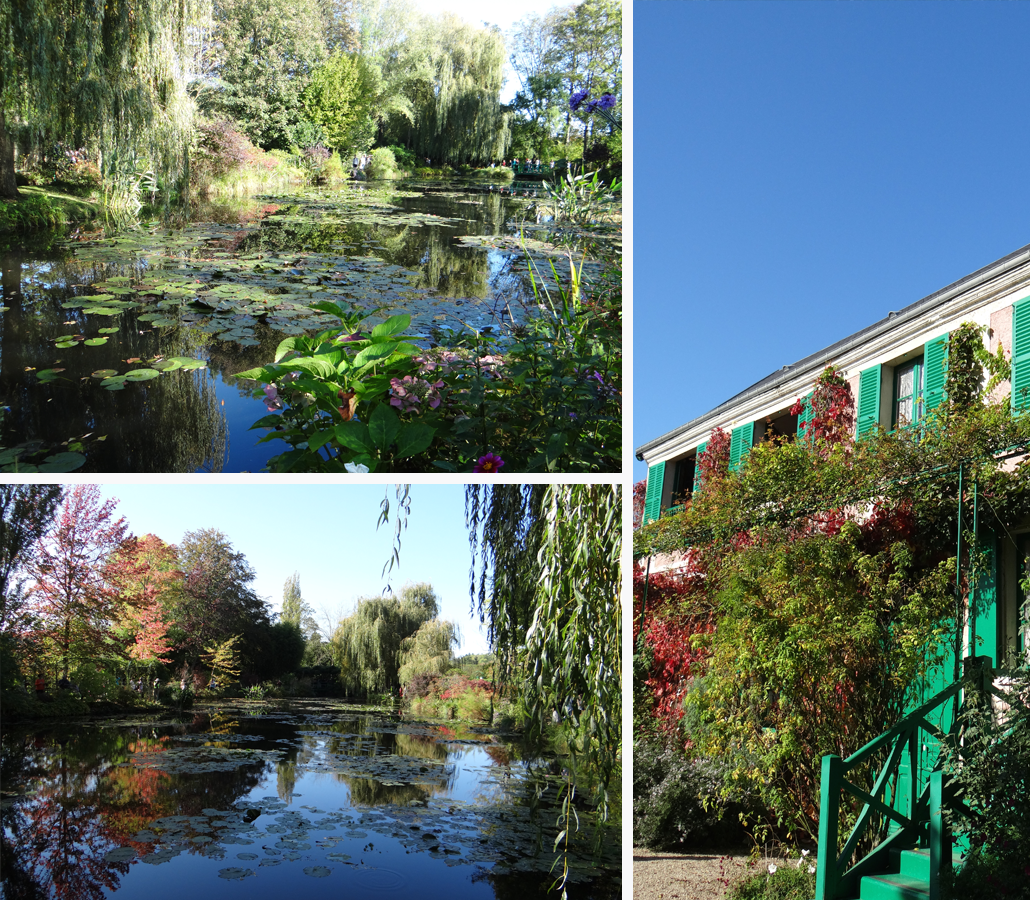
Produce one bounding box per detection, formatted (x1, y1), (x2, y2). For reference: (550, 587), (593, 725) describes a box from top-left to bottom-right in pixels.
(633, 847), (789, 900)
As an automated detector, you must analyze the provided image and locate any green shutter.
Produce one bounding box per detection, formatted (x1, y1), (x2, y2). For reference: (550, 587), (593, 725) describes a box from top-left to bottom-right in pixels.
(729, 423), (753, 471)
(924, 335), (948, 414)
(1012, 298), (1030, 415)
(856, 365), (882, 437)
(643, 461), (665, 525)
(797, 393), (814, 442)
(693, 441), (707, 492)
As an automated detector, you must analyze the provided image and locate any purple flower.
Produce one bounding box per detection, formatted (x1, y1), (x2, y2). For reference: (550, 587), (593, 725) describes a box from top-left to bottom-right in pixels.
(569, 89), (590, 111)
(597, 93), (616, 109)
(473, 453), (505, 474)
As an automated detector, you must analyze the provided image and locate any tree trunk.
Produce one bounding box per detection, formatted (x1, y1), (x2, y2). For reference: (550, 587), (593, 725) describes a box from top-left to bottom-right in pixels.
(0, 107), (21, 201)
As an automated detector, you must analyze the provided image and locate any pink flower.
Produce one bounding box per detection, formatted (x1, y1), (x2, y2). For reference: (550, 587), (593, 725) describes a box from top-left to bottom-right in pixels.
(473, 453), (505, 473)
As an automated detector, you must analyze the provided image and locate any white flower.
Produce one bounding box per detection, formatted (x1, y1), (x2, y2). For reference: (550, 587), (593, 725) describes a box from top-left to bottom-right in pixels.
(768, 864), (777, 875)
(801, 850), (810, 857)
(345, 462), (369, 474)
(808, 865), (816, 874)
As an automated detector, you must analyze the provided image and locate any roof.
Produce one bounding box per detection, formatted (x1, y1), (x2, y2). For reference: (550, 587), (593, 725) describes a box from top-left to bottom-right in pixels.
(636, 240), (1030, 461)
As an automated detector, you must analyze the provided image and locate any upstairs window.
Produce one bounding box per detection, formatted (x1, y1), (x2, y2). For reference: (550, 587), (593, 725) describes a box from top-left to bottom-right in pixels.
(893, 357), (924, 428)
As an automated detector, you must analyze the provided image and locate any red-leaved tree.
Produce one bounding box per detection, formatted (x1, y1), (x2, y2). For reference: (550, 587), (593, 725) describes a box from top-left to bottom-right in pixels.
(25, 485), (129, 679)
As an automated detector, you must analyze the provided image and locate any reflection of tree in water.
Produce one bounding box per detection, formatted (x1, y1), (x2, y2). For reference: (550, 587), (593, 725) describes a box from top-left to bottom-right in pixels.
(344, 776), (430, 807)
(0, 722), (272, 899)
(394, 731), (448, 762)
(0, 249), (230, 471)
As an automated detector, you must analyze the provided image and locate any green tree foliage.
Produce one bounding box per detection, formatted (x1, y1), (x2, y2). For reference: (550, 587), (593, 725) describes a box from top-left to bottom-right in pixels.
(0, 0), (201, 199)
(280, 571), (319, 638)
(331, 581), (440, 695)
(467, 484), (621, 817)
(173, 528), (271, 673)
(398, 618), (459, 686)
(303, 51), (378, 153)
(202, 633), (243, 686)
(201, 0), (327, 150)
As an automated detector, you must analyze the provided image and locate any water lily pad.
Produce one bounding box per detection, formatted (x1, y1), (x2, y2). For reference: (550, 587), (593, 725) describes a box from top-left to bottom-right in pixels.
(98, 327), (119, 334)
(104, 847), (136, 863)
(259, 858), (282, 866)
(166, 357), (207, 370)
(37, 452), (86, 473)
(84, 337), (108, 346)
(36, 369), (66, 382)
(124, 368), (161, 381)
(237, 853), (258, 860)
(55, 340), (78, 348)
(304, 866), (331, 878)
(92, 369), (119, 378)
(217, 867), (253, 880)
(83, 307), (124, 315)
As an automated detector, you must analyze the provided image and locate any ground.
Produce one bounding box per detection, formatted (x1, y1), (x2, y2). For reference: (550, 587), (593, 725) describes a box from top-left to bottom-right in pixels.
(633, 847), (791, 900)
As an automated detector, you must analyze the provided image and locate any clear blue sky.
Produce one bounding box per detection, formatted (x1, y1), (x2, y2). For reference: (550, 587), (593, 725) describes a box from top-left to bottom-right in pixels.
(99, 484), (492, 655)
(633, 1), (1030, 482)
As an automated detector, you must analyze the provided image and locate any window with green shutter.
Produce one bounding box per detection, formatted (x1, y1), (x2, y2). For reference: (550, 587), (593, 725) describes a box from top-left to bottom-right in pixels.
(1012, 298), (1030, 415)
(693, 441), (708, 492)
(857, 365), (882, 437)
(643, 461), (665, 525)
(729, 423), (753, 471)
(923, 335), (948, 415)
(797, 393), (813, 442)
(892, 357), (923, 428)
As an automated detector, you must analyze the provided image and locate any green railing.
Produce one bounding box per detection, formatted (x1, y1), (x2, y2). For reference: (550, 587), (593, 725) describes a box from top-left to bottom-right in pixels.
(815, 656), (997, 900)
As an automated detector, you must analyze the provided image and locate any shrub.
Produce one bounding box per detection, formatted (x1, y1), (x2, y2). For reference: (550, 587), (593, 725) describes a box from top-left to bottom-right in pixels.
(388, 145), (417, 170)
(366, 147), (397, 180)
(194, 119), (255, 181)
(634, 733), (753, 850)
(0, 192), (64, 231)
(322, 151), (346, 182)
(942, 671), (1030, 900)
(404, 672), (439, 699)
(728, 857), (816, 900)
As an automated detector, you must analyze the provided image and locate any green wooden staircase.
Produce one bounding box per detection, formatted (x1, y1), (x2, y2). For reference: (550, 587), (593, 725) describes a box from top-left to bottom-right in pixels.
(814, 656), (1004, 900)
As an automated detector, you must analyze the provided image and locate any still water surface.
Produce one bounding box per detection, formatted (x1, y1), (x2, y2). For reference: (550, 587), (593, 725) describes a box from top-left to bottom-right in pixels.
(0, 702), (620, 899)
(0, 180), (544, 472)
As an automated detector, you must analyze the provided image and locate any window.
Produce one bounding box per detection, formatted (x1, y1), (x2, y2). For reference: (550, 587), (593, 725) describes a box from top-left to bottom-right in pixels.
(893, 356), (924, 428)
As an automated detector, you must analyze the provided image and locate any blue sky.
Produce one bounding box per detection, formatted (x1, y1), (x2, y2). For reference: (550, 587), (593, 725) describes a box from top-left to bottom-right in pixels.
(633, 1), (1030, 482)
(98, 484), (493, 655)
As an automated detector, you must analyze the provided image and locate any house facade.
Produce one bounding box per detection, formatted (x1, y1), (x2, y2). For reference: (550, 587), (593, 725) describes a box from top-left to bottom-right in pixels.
(637, 241), (1030, 671)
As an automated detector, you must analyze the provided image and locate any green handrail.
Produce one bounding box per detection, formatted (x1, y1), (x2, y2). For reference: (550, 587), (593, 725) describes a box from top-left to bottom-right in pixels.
(815, 656), (997, 900)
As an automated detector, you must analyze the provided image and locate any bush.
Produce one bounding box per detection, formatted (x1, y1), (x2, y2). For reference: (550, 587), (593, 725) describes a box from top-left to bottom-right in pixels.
(0, 192), (64, 231)
(387, 145), (417, 170)
(634, 733), (753, 850)
(404, 672), (438, 699)
(322, 151), (346, 182)
(0, 688), (90, 720)
(942, 671), (1030, 900)
(366, 147), (397, 180)
(194, 119), (255, 181)
(728, 857), (816, 900)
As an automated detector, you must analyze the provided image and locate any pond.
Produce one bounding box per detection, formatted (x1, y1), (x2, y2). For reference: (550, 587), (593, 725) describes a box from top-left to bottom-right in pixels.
(0, 178), (594, 473)
(0, 701), (621, 899)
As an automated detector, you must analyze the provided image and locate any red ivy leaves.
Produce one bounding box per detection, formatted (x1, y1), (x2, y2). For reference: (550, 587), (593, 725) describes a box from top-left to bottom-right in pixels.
(792, 365), (855, 451)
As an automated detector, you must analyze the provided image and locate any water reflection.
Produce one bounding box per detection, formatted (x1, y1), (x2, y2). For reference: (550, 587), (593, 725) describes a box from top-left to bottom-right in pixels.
(0, 182), (538, 473)
(0, 705), (619, 899)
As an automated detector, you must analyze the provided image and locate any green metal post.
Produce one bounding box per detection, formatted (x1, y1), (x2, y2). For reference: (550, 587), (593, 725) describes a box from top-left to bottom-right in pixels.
(815, 755), (842, 900)
(954, 463), (963, 686)
(928, 769), (950, 900)
(971, 477), (978, 657)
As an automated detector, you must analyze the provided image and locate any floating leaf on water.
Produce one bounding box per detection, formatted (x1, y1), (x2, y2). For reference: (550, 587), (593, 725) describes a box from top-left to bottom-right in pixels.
(85, 337), (108, 346)
(98, 327), (119, 334)
(83, 307), (123, 316)
(166, 357), (207, 370)
(37, 452), (86, 473)
(304, 866), (331, 878)
(124, 369), (161, 381)
(55, 340), (78, 349)
(104, 847), (136, 863)
(217, 867), (253, 880)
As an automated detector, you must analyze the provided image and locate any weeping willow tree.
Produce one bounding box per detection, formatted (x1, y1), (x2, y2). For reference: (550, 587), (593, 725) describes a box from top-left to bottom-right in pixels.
(0, 0), (203, 200)
(466, 484), (622, 819)
(397, 618), (460, 686)
(332, 582), (442, 696)
(408, 17), (509, 164)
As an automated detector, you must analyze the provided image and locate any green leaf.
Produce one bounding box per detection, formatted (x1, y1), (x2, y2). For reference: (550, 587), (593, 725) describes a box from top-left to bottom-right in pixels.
(248, 414), (283, 430)
(335, 421), (374, 455)
(368, 404), (400, 451)
(308, 429), (336, 453)
(37, 452), (87, 472)
(165, 357), (207, 370)
(55, 340), (78, 349)
(371, 314), (411, 340)
(545, 431), (567, 467)
(124, 368), (161, 381)
(394, 422), (435, 459)
(353, 342), (397, 368)
(84, 337), (108, 346)
(274, 336), (301, 363)
(283, 357), (336, 380)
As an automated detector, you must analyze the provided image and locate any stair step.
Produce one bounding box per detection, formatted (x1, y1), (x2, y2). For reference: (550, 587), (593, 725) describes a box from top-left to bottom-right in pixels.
(891, 847), (965, 879)
(859, 872), (929, 900)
